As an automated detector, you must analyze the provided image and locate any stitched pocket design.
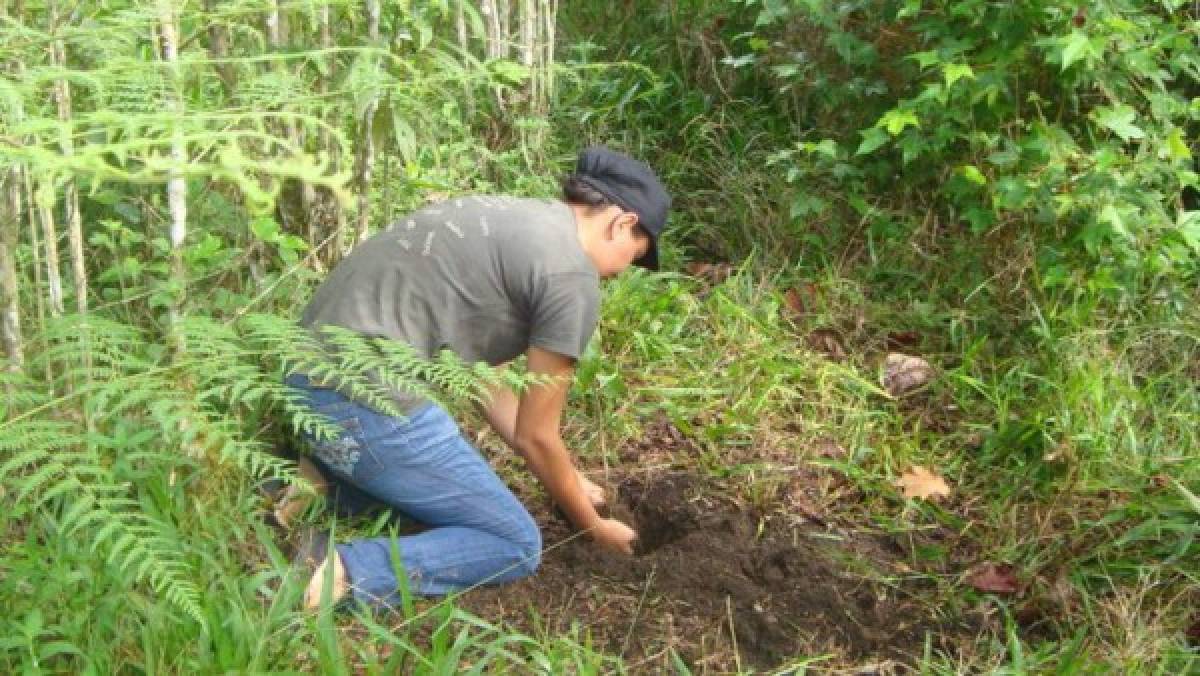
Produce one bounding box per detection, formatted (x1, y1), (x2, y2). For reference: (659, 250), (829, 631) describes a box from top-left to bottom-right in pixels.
(310, 418), (363, 476)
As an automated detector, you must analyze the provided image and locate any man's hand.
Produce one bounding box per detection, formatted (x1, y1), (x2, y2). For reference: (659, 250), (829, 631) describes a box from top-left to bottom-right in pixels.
(591, 517), (638, 555)
(577, 470), (606, 508)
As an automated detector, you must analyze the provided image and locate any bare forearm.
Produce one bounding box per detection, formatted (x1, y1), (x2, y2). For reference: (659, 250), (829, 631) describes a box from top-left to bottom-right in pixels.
(481, 383), (519, 449)
(517, 435), (600, 532)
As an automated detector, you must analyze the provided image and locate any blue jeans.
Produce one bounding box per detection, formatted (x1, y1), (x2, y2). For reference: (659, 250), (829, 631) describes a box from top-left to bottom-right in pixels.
(285, 374), (541, 606)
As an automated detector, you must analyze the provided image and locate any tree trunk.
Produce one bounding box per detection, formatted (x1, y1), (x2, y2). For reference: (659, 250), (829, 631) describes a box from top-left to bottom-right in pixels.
(265, 0), (315, 262)
(456, 0), (476, 117)
(203, 0), (237, 98)
(157, 0), (188, 347)
(365, 0), (380, 42)
(354, 0), (383, 245)
(354, 102), (377, 245)
(541, 0), (557, 104)
(49, 0), (87, 314)
(317, 2), (345, 268)
(481, 0), (504, 59)
(0, 166), (24, 374)
(35, 179), (65, 318)
(21, 170), (46, 336)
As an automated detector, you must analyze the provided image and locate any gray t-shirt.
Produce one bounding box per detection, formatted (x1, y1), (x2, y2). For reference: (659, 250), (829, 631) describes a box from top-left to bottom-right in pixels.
(300, 196), (600, 412)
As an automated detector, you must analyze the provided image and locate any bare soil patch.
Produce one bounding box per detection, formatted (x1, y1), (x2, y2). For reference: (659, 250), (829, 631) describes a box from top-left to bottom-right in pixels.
(458, 470), (978, 672)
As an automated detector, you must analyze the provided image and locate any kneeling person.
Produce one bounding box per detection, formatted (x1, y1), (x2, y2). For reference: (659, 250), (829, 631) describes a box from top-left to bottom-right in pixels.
(289, 146), (670, 607)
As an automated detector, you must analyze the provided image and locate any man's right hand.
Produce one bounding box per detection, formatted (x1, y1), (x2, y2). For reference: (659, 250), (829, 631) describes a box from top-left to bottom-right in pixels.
(591, 517), (638, 555)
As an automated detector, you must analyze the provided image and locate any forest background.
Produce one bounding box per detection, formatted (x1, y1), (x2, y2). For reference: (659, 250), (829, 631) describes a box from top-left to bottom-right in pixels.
(0, 0), (1198, 672)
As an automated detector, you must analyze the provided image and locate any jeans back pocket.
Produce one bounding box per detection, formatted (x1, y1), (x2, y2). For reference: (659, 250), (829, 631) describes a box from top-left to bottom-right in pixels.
(307, 414), (364, 478)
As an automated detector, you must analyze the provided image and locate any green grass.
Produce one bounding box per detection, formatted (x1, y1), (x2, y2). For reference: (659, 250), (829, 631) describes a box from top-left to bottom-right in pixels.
(2, 227), (1196, 672)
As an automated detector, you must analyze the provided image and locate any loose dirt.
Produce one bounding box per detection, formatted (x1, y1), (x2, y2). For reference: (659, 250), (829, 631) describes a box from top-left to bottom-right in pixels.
(458, 471), (977, 672)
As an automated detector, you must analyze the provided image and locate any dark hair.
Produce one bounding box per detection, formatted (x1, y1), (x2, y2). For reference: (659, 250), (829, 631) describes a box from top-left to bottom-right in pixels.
(561, 174), (614, 209)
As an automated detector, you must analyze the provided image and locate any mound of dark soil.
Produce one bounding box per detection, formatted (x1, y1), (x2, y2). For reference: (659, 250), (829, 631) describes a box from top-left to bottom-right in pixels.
(458, 472), (974, 671)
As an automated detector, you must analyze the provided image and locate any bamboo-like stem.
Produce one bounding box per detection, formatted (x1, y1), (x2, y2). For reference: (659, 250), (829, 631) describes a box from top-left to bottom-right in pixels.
(519, 0), (535, 70)
(21, 171), (45, 338)
(265, 0), (315, 259)
(317, 1), (344, 268)
(456, 0), (476, 118)
(49, 0), (87, 314)
(264, 0), (281, 48)
(354, 101), (377, 245)
(518, 0), (536, 114)
(157, 0), (188, 349)
(481, 0), (503, 59)
(542, 0), (557, 104)
(35, 179), (65, 318)
(498, 0), (511, 53)
(203, 0), (236, 98)
(353, 0), (382, 245)
(0, 166), (24, 375)
(365, 0), (380, 42)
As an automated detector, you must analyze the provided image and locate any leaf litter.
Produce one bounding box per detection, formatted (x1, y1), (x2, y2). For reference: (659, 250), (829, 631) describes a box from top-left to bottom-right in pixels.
(895, 465), (952, 500)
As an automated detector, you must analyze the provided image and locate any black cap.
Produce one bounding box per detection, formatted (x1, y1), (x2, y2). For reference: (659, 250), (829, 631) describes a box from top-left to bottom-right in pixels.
(574, 146), (671, 270)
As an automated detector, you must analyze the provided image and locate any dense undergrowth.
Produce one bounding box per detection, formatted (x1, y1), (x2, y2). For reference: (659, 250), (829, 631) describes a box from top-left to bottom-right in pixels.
(1, 0), (1198, 673)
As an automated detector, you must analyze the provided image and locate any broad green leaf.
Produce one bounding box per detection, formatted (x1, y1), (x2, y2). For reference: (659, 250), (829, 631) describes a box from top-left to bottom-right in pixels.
(810, 139), (839, 159)
(897, 0), (923, 19)
(1093, 105), (1145, 142)
(943, 62), (975, 87)
(772, 63), (801, 78)
(907, 50), (941, 70)
(856, 127), (889, 155)
(1165, 128), (1192, 161)
(249, 216), (280, 242)
(1060, 30), (1099, 70)
(876, 109), (920, 136)
(1177, 211), (1200, 253)
(959, 165), (987, 185)
(1098, 204), (1133, 241)
(489, 60), (530, 85)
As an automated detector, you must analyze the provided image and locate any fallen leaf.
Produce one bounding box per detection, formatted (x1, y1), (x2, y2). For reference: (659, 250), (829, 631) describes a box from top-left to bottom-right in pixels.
(806, 328), (846, 360)
(966, 562), (1019, 594)
(814, 438), (848, 459)
(781, 282), (817, 318)
(895, 465), (951, 500)
(783, 288), (806, 316)
(685, 261), (733, 286)
(882, 352), (935, 396)
(885, 330), (920, 349)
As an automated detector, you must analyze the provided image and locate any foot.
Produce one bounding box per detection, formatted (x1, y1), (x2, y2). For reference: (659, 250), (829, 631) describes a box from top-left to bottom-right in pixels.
(304, 550), (349, 609)
(272, 485), (315, 531)
(266, 456), (330, 531)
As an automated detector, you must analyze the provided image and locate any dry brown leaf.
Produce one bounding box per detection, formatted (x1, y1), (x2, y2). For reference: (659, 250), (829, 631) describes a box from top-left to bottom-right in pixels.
(781, 283), (819, 319)
(895, 465), (951, 500)
(965, 563), (1019, 594)
(885, 330), (920, 349)
(806, 328), (846, 361)
(685, 261), (733, 286)
(882, 352), (935, 396)
(782, 288), (806, 316)
(814, 437), (848, 459)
